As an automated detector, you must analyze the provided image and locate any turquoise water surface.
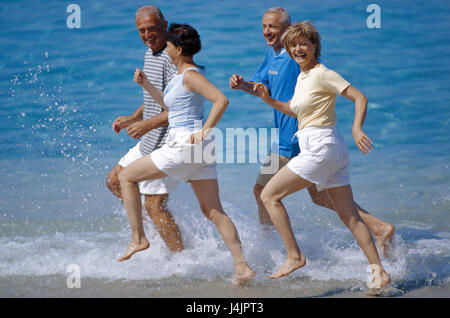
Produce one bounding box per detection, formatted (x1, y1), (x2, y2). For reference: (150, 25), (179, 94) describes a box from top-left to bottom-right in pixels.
(0, 0), (449, 296)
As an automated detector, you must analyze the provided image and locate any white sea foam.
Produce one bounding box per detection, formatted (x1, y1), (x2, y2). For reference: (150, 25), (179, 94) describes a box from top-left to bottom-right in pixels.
(0, 197), (448, 288)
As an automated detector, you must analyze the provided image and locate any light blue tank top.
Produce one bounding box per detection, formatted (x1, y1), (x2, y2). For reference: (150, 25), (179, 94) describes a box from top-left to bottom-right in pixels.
(163, 66), (206, 130)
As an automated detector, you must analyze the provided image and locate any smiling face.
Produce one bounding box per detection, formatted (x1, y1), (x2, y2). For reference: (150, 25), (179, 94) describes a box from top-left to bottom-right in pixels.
(262, 12), (289, 51)
(136, 13), (167, 52)
(288, 35), (317, 68)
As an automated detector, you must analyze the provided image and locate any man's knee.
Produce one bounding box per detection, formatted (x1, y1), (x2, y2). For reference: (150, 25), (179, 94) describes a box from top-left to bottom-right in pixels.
(339, 212), (361, 228)
(253, 183), (265, 200)
(106, 166), (122, 191)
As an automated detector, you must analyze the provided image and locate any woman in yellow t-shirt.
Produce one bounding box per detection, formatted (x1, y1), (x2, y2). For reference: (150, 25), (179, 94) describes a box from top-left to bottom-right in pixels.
(254, 21), (390, 288)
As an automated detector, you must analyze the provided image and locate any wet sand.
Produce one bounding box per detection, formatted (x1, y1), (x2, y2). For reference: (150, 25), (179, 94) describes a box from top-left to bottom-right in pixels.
(1, 275), (449, 298)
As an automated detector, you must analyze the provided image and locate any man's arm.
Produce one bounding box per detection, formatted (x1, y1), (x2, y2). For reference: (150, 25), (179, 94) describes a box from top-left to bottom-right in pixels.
(112, 104), (144, 133)
(126, 110), (169, 140)
(229, 74), (260, 97)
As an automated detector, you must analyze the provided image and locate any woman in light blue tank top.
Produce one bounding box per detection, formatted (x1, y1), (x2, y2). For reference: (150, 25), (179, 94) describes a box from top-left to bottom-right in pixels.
(118, 23), (255, 285)
(163, 64), (205, 130)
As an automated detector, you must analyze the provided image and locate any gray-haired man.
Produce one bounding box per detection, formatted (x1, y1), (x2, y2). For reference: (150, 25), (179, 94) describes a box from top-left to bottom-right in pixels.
(106, 6), (183, 256)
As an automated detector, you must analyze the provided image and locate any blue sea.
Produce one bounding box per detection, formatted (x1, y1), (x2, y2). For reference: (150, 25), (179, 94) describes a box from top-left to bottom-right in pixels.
(0, 0), (449, 297)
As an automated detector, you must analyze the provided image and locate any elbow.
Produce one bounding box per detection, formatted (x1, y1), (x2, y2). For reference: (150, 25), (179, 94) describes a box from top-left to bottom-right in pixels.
(224, 97), (230, 108)
(221, 96), (230, 109)
(360, 94), (368, 105)
(363, 95), (368, 104)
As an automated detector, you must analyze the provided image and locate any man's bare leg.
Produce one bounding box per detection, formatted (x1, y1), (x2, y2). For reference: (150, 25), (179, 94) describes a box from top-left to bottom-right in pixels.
(307, 184), (394, 255)
(106, 165), (124, 199)
(144, 194), (184, 253)
(254, 183), (273, 228)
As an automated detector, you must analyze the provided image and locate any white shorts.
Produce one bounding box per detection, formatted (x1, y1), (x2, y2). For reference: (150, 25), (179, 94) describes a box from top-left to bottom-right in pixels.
(118, 142), (178, 195)
(151, 128), (217, 182)
(287, 126), (350, 192)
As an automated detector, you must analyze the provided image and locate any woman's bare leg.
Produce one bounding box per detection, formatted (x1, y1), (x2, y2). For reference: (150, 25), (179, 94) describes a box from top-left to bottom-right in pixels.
(260, 166), (311, 279)
(117, 155), (167, 261)
(307, 184), (394, 255)
(325, 185), (391, 288)
(190, 178), (255, 285)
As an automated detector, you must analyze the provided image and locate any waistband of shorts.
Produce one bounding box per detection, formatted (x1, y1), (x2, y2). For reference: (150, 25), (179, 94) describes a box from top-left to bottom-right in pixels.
(293, 125), (337, 139)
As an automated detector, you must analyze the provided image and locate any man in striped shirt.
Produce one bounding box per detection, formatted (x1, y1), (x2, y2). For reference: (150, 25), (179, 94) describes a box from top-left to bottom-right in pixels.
(106, 6), (184, 256)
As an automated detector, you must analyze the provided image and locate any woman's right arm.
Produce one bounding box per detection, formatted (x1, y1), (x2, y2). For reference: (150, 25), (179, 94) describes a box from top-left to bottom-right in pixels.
(134, 68), (168, 111)
(253, 83), (297, 118)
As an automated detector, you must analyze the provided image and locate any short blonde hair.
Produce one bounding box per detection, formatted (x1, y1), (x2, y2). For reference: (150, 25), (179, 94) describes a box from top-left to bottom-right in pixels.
(281, 21), (321, 59)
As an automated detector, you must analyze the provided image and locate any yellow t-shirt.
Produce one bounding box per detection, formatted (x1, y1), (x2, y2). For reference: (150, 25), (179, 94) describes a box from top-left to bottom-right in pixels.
(290, 63), (351, 130)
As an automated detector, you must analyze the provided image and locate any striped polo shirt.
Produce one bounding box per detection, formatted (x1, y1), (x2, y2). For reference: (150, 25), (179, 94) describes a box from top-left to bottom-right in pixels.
(139, 47), (177, 155)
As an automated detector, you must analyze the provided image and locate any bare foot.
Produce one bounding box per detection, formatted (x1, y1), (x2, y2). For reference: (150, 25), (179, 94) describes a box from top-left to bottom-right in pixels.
(117, 238), (150, 262)
(270, 254), (306, 279)
(380, 270), (391, 288)
(233, 263), (256, 286)
(374, 224), (395, 256)
(367, 268), (391, 295)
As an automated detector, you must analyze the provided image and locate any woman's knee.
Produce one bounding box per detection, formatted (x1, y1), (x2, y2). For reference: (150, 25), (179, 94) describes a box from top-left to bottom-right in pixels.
(260, 187), (279, 207)
(118, 167), (136, 186)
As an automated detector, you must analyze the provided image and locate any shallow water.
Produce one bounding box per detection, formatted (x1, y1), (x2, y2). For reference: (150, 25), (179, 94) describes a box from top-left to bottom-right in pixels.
(0, 0), (449, 297)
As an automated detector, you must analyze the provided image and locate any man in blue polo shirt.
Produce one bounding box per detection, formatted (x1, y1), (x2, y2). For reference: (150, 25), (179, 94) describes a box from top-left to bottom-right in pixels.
(230, 7), (394, 255)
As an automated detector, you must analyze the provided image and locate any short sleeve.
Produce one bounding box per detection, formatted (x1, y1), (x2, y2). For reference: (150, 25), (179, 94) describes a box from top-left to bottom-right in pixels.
(250, 53), (270, 87)
(321, 69), (351, 95)
(164, 56), (177, 87)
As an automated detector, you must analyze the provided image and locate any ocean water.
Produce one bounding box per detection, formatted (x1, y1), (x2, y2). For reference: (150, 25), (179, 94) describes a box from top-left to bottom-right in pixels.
(0, 0), (449, 297)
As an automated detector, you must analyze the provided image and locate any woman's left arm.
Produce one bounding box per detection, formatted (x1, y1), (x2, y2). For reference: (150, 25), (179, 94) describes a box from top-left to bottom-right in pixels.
(184, 70), (229, 143)
(341, 85), (373, 154)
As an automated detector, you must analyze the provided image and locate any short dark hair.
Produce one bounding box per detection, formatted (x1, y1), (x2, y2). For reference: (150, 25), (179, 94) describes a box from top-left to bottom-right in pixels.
(165, 23), (201, 56)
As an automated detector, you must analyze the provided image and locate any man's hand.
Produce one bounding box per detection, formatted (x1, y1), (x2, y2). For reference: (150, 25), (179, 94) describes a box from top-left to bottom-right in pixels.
(126, 120), (150, 140)
(229, 74), (245, 90)
(112, 116), (131, 133)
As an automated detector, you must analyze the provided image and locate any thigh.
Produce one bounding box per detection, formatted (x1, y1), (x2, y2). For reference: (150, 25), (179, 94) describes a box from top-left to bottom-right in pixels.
(190, 179), (223, 212)
(325, 185), (357, 217)
(255, 153), (290, 186)
(120, 154), (168, 184)
(263, 164), (313, 202)
(307, 183), (334, 208)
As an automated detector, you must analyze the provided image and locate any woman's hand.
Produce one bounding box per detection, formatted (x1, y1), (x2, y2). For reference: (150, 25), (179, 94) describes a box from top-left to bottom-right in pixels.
(134, 68), (149, 88)
(187, 128), (210, 144)
(253, 82), (271, 103)
(253, 82), (296, 118)
(352, 127), (373, 155)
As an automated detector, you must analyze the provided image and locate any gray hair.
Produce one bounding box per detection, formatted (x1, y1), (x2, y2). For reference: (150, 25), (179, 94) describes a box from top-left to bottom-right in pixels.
(135, 5), (165, 21)
(264, 7), (291, 26)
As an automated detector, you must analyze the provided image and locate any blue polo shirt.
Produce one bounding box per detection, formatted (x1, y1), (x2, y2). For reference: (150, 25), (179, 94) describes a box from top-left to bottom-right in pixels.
(251, 48), (301, 158)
